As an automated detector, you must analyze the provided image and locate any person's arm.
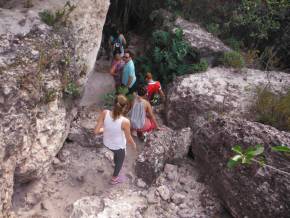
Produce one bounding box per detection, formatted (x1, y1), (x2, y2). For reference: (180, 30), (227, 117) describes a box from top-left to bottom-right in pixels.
(159, 88), (165, 101)
(122, 119), (137, 149)
(120, 34), (127, 47)
(94, 110), (106, 134)
(127, 76), (132, 87)
(145, 101), (159, 129)
(109, 64), (117, 76)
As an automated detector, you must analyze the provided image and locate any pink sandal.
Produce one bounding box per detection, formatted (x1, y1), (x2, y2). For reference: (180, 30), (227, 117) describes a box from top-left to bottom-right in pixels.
(109, 175), (127, 185)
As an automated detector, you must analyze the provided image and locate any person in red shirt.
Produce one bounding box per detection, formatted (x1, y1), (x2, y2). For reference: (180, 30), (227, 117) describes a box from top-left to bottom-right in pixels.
(145, 72), (165, 104)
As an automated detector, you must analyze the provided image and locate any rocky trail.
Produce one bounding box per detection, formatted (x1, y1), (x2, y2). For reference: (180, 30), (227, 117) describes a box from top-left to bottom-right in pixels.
(11, 41), (230, 217)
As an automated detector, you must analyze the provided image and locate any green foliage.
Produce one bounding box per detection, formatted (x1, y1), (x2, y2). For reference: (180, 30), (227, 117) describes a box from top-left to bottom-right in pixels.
(102, 91), (115, 108)
(168, 0), (290, 69)
(152, 30), (171, 47)
(165, 0), (180, 11)
(102, 87), (133, 109)
(227, 144), (290, 177)
(206, 23), (221, 36)
(136, 28), (207, 85)
(254, 88), (290, 131)
(64, 82), (80, 98)
(272, 146), (290, 153)
(227, 144), (265, 168)
(224, 38), (242, 51)
(220, 51), (245, 68)
(231, 0), (288, 43)
(39, 1), (76, 26)
(39, 10), (55, 26)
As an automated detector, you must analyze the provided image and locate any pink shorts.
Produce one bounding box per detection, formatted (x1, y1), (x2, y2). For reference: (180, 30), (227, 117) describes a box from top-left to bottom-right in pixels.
(137, 117), (156, 133)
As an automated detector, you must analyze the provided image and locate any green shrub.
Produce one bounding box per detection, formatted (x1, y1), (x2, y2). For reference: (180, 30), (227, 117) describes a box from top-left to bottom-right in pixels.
(225, 38), (242, 51)
(220, 51), (245, 68)
(254, 88), (290, 132)
(136, 28), (205, 86)
(191, 59), (208, 72)
(39, 10), (56, 26)
(152, 30), (171, 47)
(206, 23), (221, 36)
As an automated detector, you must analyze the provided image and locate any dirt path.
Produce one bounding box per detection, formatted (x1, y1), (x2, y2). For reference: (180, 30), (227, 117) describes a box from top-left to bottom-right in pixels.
(12, 55), (143, 217)
(12, 34), (230, 218)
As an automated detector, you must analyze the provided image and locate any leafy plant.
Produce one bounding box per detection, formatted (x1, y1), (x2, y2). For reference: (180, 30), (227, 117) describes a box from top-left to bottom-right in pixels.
(220, 51), (245, 68)
(227, 144), (265, 168)
(228, 144), (290, 176)
(136, 28), (207, 86)
(272, 146), (290, 153)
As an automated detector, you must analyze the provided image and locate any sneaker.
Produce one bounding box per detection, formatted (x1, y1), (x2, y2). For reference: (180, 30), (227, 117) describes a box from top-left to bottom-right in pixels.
(143, 132), (149, 142)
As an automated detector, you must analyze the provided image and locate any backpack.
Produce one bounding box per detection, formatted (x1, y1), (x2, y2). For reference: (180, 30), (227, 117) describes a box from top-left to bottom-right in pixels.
(112, 36), (122, 54)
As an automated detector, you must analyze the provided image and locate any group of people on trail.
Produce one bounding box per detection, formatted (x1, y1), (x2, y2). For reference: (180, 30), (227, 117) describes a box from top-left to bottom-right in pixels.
(95, 28), (165, 185)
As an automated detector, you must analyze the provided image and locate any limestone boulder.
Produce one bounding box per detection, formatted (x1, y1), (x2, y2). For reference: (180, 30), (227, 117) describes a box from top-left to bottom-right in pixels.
(150, 9), (230, 63)
(70, 191), (147, 218)
(135, 127), (192, 185)
(166, 67), (290, 129)
(0, 0), (109, 216)
(191, 116), (290, 218)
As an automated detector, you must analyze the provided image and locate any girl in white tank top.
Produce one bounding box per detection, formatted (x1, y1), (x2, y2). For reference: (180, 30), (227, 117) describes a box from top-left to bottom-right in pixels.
(103, 110), (126, 150)
(94, 95), (136, 185)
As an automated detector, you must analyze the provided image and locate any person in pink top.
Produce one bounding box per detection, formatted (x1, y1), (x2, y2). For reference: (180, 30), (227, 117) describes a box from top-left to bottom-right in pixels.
(109, 52), (125, 89)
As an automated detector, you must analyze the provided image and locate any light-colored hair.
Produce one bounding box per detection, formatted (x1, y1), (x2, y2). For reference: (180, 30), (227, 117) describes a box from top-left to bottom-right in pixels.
(112, 95), (128, 120)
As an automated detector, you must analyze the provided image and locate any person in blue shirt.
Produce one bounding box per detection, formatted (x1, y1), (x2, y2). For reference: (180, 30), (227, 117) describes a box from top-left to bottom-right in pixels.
(122, 50), (136, 94)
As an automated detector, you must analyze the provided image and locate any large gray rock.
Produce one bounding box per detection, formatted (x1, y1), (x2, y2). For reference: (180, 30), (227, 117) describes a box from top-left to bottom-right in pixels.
(135, 127), (192, 185)
(150, 9), (230, 63)
(191, 116), (290, 218)
(166, 67), (290, 129)
(0, 0), (109, 216)
(70, 192), (147, 218)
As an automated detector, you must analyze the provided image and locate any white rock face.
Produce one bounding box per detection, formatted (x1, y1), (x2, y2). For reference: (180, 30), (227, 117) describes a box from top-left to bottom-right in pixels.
(166, 67), (290, 128)
(0, 0), (109, 216)
(70, 191), (147, 218)
(174, 17), (231, 56)
(70, 196), (104, 218)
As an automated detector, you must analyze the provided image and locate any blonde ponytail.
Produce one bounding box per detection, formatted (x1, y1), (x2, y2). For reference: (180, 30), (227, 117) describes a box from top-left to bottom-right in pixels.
(112, 95), (128, 120)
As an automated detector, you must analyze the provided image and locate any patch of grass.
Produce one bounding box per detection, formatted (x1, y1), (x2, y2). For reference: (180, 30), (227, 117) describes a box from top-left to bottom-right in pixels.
(220, 51), (245, 69)
(42, 89), (57, 103)
(254, 88), (290, 132)
(23, 0), (33, 8)
(39, 1), (76, 27)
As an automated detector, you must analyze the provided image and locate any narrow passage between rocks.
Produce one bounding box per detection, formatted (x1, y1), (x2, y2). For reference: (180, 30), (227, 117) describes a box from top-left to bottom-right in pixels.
(12, 34), (231, 218)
